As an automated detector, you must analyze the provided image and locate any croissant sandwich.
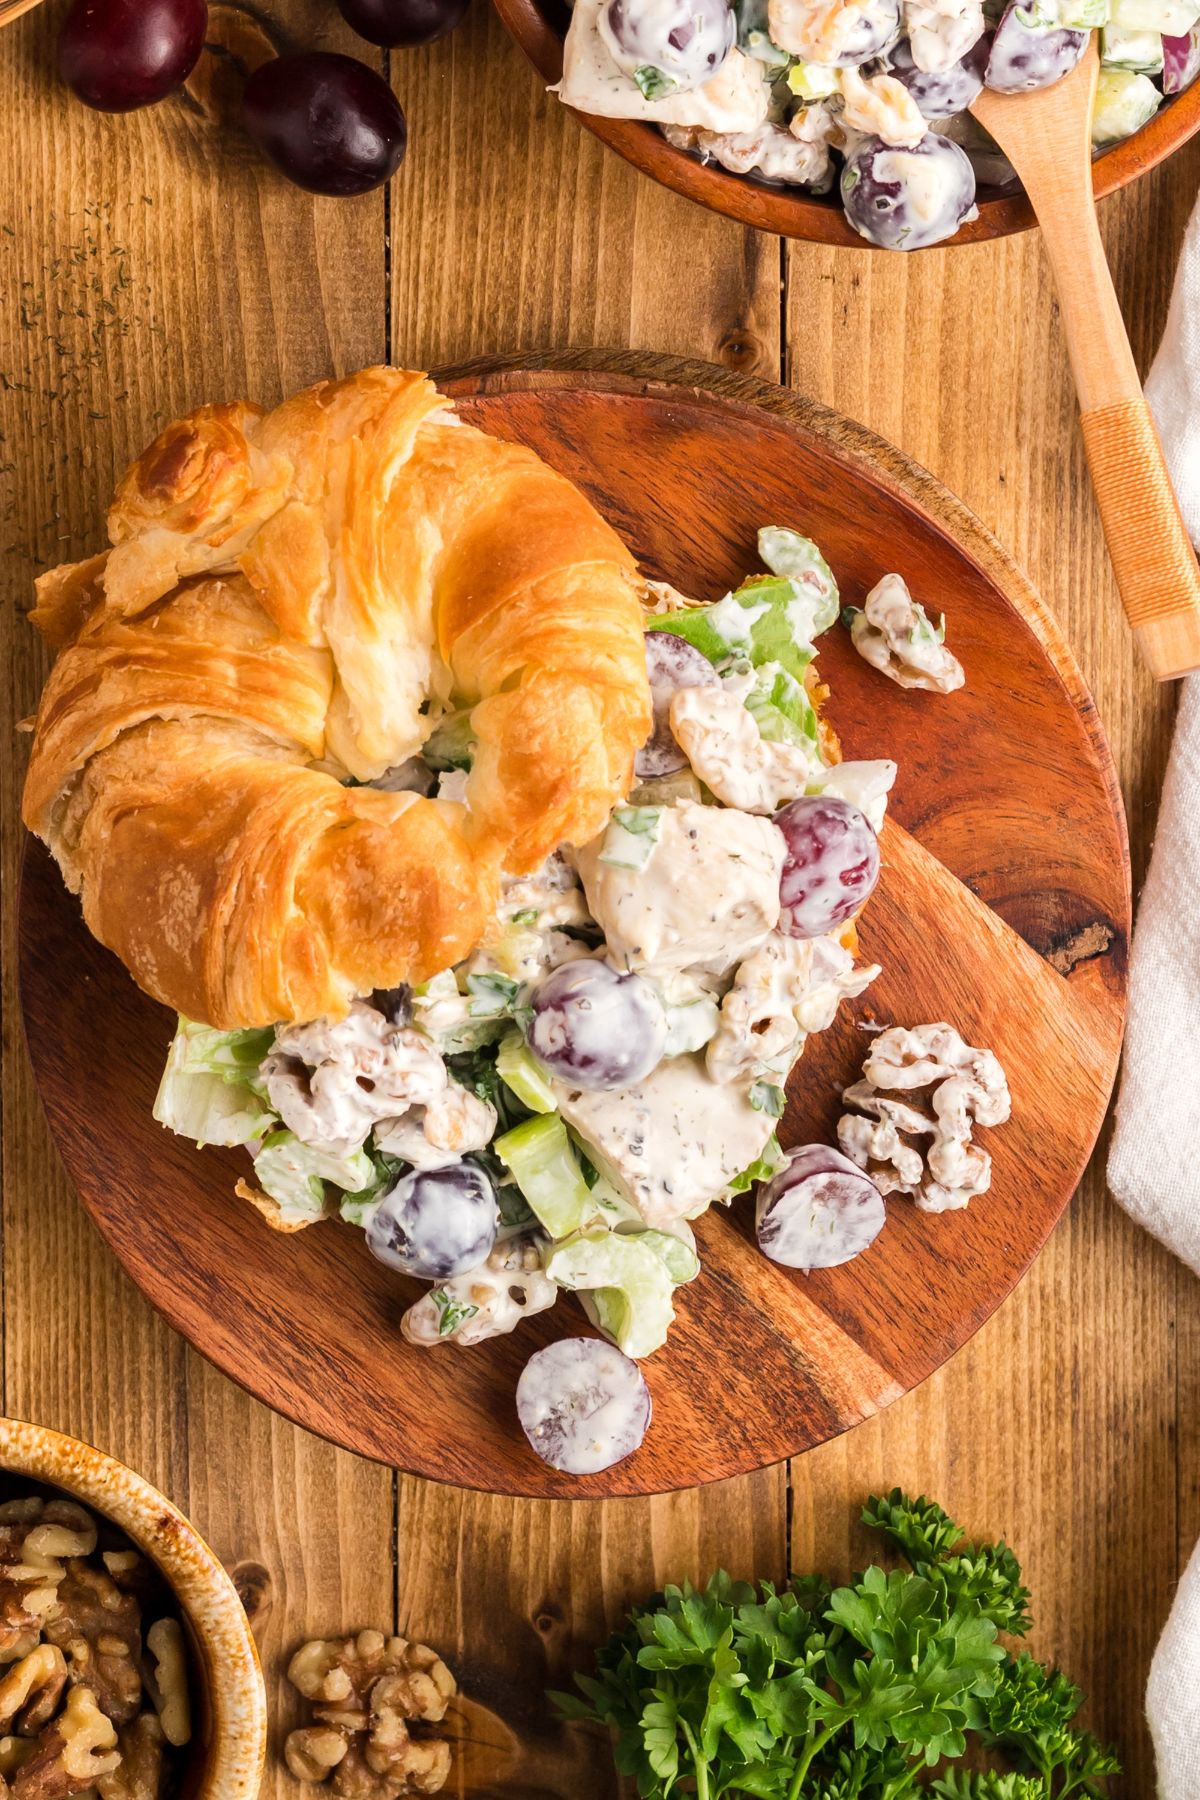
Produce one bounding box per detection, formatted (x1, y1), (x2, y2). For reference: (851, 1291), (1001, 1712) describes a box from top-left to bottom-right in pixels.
(22, 368), (652, 1028)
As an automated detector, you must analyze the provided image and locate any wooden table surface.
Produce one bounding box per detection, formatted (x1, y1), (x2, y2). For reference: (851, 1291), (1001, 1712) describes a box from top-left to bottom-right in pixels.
(0, 4), (1195, 1794)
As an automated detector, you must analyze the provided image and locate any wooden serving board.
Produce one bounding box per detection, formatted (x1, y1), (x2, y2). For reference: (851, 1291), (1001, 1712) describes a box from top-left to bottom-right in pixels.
(18, 353), (1129, 1500)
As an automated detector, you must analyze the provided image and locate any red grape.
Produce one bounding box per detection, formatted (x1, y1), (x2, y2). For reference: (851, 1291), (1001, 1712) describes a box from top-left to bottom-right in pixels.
(58, 0), (208, 114)
(337, 0), (471, 48)
(242, 53), (407, 197)
(774, 794), (880, 938)
(756, 1145), (885, 1271)
(637, 631), (717, 778)
(527, 960), (667, 1090)
(517, 1338), (651, 1474)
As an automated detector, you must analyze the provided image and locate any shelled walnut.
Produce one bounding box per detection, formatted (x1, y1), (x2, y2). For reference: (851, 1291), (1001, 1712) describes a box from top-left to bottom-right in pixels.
(0, 1495), (191, 1800)
(285, 1632), (456, 1799)
(838, 1021), (1011, 1212)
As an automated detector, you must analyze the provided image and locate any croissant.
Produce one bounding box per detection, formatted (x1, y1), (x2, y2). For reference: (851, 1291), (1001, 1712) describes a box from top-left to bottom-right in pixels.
(22, 368), (652, 1029)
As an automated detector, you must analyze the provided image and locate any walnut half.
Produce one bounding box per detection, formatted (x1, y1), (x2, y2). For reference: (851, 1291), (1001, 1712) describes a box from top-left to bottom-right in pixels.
(285, 1633), (456, 1799)
(838, 1021), (1011, 1212)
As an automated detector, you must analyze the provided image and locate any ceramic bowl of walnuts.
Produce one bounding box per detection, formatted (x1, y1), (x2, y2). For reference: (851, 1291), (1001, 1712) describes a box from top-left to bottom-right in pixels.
(0, 1417), (266, 1800)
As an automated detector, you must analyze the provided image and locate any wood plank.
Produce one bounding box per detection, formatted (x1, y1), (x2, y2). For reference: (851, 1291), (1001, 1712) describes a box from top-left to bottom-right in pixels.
(389, 24), (788, 1787)
(0, 10), (396, 1800)
(786, 150), (1197, 1795)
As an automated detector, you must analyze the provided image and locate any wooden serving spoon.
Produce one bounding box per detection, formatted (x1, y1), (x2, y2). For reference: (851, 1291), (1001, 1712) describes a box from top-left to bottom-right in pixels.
(972, 39), (1200, 680)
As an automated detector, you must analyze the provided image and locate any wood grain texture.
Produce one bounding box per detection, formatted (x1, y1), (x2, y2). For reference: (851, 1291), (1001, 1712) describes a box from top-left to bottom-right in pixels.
(493, 0), (1200, 246)
(0, 0), (1192, 1795)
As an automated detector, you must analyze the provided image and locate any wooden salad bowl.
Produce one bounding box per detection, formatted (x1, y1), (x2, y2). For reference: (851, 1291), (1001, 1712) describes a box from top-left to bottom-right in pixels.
(19, 351), (1129, 1499)
(493, 0), (1200, 246)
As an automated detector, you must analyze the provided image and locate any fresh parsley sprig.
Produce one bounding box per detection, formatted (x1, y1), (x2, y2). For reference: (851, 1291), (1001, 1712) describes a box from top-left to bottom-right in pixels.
(550, 1492), (1117, 1800)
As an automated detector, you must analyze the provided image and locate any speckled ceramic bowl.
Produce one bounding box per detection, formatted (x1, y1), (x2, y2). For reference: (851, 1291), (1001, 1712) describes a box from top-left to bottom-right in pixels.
(0, 1417), (267, 1800)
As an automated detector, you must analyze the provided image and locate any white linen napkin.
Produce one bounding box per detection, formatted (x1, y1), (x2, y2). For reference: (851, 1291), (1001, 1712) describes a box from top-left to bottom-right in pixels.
(1107, 188), (1200, 1799)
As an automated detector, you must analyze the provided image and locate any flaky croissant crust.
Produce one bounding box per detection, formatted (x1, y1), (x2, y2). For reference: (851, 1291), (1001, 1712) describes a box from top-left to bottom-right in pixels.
(22, 368), (652, 1028)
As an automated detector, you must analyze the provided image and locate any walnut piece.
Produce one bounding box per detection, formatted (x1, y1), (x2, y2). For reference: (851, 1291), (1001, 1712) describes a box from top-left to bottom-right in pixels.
(0, 1503), (93, 1668)
(142, 1623), (188, 1750)
(97, 1715), (165, 1800)
(286, 1634), (456, 1797)
(13, 1685), (120, 1799)
(848, 574), (965, 694)
(838, 1022), (1011, 1212)
(0, 1648), (69, 1736)
(43, 1564), (141, 1726)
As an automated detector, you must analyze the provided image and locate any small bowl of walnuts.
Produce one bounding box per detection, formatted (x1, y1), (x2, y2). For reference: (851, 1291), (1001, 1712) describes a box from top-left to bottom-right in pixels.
(0, 1416), (266, 1800)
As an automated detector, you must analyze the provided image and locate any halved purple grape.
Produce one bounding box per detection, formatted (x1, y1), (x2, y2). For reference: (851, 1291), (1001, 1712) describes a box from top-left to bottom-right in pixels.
(985, 6), (1087, 92)
(1163, 27), (1200, 93)
(841, 132), (977, 250)
(366, 1163), (497, 1279)
(756, 1146), (885, 1271)
(516, 1338), (652, 1474)
(775, 795), (880, 937)
(636, 632), (718, 778)
(58, 0), (207, 112)
(826, 0), (902, 62)
(527, 961), (668, 1090)
(598, 0), (736, 91)
(337, 0), (469, 46)
(888, 31), (990, 116)
(242, 53), (408, 196)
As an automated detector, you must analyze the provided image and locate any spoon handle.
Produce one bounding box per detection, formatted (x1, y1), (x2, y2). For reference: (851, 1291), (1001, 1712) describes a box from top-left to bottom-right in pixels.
(1032, 166), (1200, 681)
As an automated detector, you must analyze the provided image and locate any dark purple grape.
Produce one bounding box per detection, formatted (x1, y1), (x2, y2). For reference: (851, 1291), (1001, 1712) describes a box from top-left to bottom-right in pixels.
(774, 795), (880, 937)
(888, 31), (990, 116)
(1163, 27), (1200, 93)
(58, 0), (207, 113)
(637, 631), (718, 778)
(841, 133), (977, 250)
(337, 0), (470, 47)
(527, 961), (667, 1090)
(756, 1145), (885, 1271)
(366, 1163), (496, 1279)
(242, 53), (407, 197)
(985, 6), (1086, 91)
(825, 0), (901, 64)
(516, 1338), (652, 1474)
(598, 0), (735, 92)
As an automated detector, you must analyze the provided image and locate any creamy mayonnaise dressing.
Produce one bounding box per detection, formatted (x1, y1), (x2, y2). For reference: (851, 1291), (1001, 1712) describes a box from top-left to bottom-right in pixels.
(559, 0), (770, 127)
(574, 798), (785, 973)
(554, 1052), (778, 1226)
(668, 677), (820, 813)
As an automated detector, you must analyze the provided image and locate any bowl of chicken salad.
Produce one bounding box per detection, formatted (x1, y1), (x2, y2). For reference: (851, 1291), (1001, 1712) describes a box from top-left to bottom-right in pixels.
(494, 0), (1200, 246)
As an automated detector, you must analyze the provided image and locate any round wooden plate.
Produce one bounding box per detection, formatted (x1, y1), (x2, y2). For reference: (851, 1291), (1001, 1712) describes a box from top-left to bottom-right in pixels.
(492, 0), (1200, 247)
(19, 351), (1129, 1499)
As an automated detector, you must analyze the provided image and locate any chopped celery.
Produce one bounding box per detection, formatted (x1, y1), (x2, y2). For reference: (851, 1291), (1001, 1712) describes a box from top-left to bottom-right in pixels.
(496, 1029), (557, 1114)
(1091, 64), (1162, 141)
(597, 806), (664, 871)
(252, 1130), (377, 1228)
(632, 1227), (702, 1286)
(494, 1113), (594, 1238)
(1100, 20), (1164, 62)
(756, 527), (841, 639)
(786, 60), (840, 97)
(154, 1017), (276, 1148)
(1110, 0), (1198, 32)
(422, 708), (476, 771)
(544, 1229), (677, 1358)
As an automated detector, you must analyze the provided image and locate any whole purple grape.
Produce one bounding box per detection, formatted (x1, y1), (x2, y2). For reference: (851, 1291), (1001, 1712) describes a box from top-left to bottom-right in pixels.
(756, 1145), (886, 1271)
(366, 1163), (496, 1280)
(841, 132), (977, 250)
(527, 961), (668, 1090)
(242, 53), (407, 196)
(774, 795), (880, 937)
(985, 6), (1087, 92)
(598, 0), (735, 91)
(887, 31), (990, 116)
(337, 0), (470, 47)
(637, 631), (718, 778)
(58, 0), (207, 112)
